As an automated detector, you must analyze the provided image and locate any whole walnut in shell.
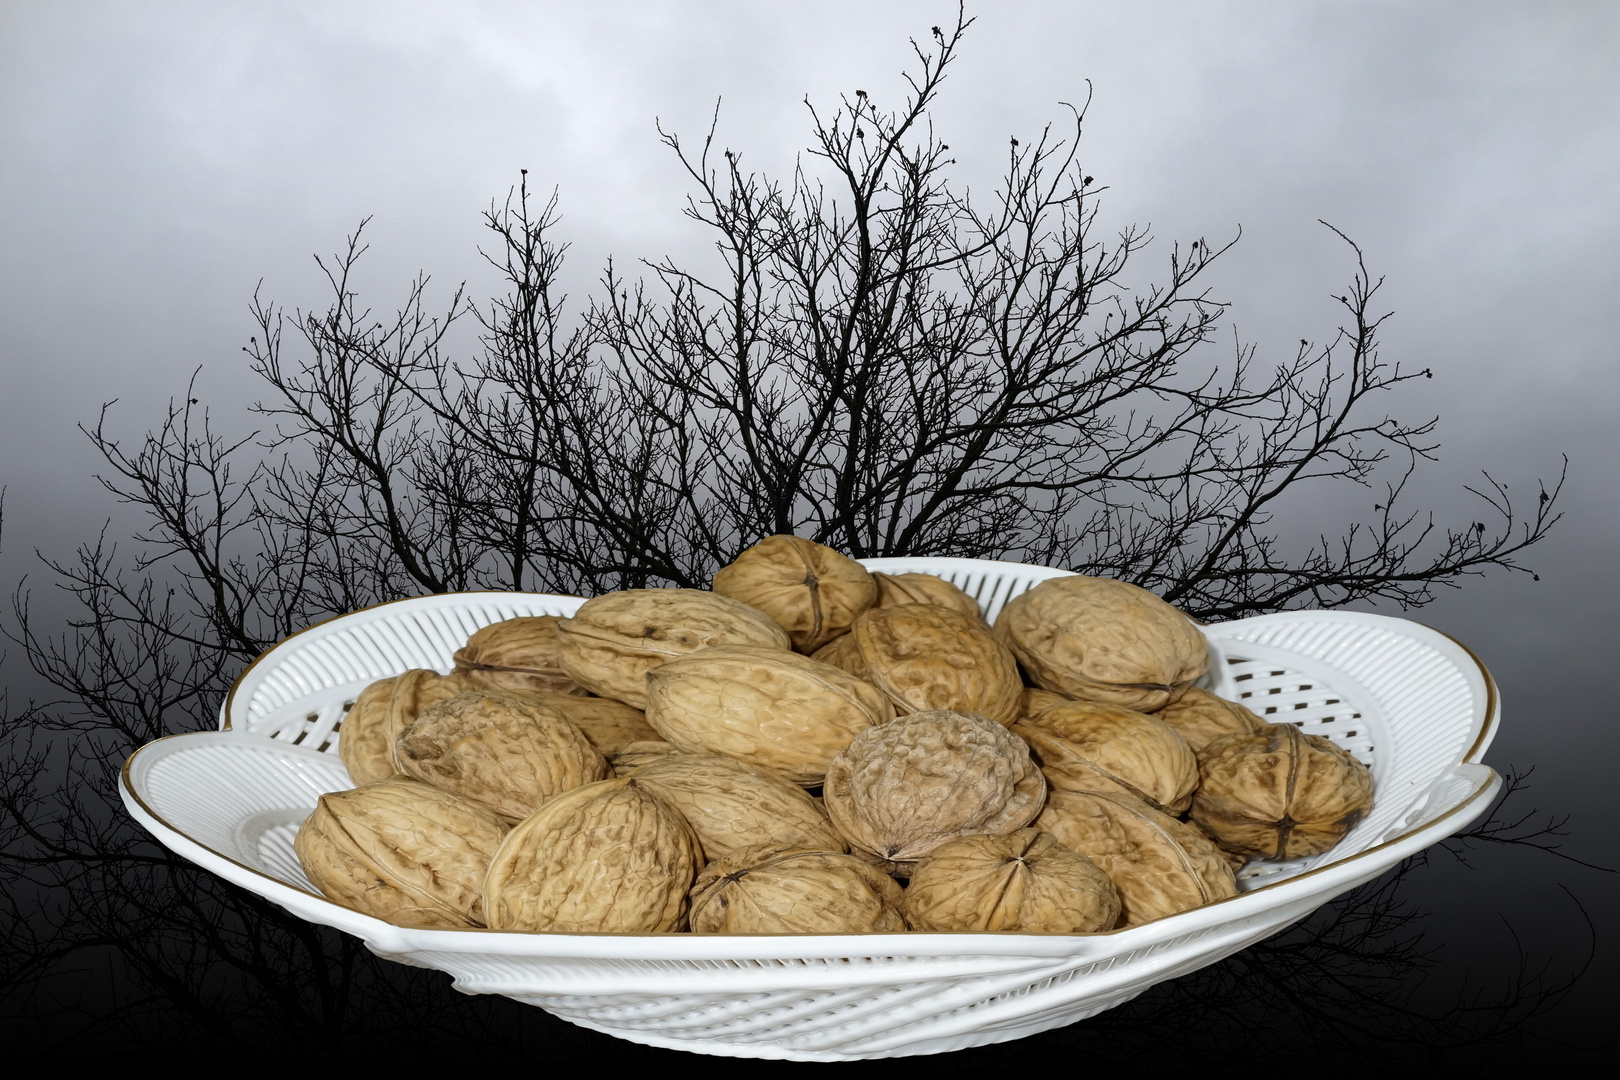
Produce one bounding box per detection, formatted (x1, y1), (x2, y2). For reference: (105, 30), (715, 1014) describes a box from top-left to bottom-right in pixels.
(453, 615), (587, 695)
(556, 588), (790, 709)
(608, 740), (678, 774)
(903, 830), (1121, 933)
(871, 571), (984, 623)
(688, 846), (907, 933)
(1035, 789), (1237, 926)
(840, 603), (1023, 726)
(823, 710), (1046, 874)
(1014, 699), (1198, 815)
(1192, 724), (1375, 860)
(627, 752), (845, 862)
(339, 669), (473, 785)
(483, 777), (700, 932)
(510, 689), (660, 757)
(295, 777), (509, 927)
(1021, 687), (1072, 722)
(994, 576), (1210, 711)
(394, 691), (609, 822)
(1153, 685), (1266, 753)
(711, 535), (877, 653)
(645, 645), (893, 786)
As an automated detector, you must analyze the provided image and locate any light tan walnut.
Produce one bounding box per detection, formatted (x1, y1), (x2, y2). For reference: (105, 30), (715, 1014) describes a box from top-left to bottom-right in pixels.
(903, 830), (1120, 933)
(994, 576), (1210, 711)
(295, 776), (509, 927)
(1153, 685), (1267, 753)
(1014, 699), (1198, 815)
(483, 778), (700, 932)
(849, 603), (1023, 726)
(1034, 788), (1237, 926)
(556, 588), (790, 709)
(508, 689), (660, 757)
(688, 846), (907, 933)
(337, 675), (401, 786)
(453, 615), (587, 695)
(711, 535), (877, 653)
(628, 752), (846, 862)
(871, 571), (985, 623)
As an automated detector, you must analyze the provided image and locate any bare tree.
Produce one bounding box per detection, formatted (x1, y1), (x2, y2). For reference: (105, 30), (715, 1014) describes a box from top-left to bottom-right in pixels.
(2, 5), (1588, 1063)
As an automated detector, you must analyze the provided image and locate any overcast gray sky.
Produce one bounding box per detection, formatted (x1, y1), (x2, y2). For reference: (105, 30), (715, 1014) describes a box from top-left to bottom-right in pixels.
(4, 0), (1618, 787)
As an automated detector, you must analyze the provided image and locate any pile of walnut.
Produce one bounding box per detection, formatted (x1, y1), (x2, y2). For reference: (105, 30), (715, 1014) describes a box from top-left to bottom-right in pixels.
(296, 536), (1375, 935)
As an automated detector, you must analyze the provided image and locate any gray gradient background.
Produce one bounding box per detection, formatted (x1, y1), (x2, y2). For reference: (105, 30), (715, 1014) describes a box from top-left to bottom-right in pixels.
(2, 0), (1617, 1052)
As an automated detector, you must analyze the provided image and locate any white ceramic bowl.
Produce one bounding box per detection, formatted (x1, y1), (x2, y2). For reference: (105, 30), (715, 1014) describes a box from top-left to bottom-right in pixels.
(119, 557), (1500, 1060)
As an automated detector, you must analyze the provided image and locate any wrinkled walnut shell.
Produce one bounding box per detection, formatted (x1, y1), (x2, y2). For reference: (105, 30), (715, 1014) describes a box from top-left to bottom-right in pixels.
(871, 571), (984, 623)
(556, 588), (790, 709)
(295, 776), (509, 927)
(849, 603), (1023, 726)
(1192, 723), (1375, 860)
(1014, 699), (1198, 815)
(903, 829), (1121, 933)
(994, 576), (1210, 710)
(1035, 788), (1237, 926)
(453, 615), (587, 694)
(628, 752), (845, 862)
(337, 675), (401, 786)
(688, 845), (907, 933)
(712, 535), (878, 653)
(1153, 685), (1267, 753)
(509, 689), (660, 757)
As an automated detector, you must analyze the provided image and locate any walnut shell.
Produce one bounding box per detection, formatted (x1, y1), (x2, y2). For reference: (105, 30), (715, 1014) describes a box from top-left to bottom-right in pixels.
(453, 615), (588, 695)
(1021, 687), (1072, 722)
(810, 631), (869, 679)
(337, 675), (401, 786)
(871, 571), (984, 622)
(1153, 685), (1267, 753)
(1034, 789), (1237, 926)
(688, 845), (907, 933)
(394, 691), (610, 821)
(1014, 699), (1198, 815)
(509, 689), (660, 757)
(556, 588), (791, 709)
(644, 645), (894, 786)
(823, 710), (1046, 873)
(609, 740), (679, 774)
(295, 777), (509, 927)
(628, 752), (845, 862)
(994, 576), (1210, 710)
(1192, 724), (1375, 860)
(849, 604), (1023, 726)
(712, 535), (878, 652)
(483, 777), (701, 932)
(903, 830), (1120, 933)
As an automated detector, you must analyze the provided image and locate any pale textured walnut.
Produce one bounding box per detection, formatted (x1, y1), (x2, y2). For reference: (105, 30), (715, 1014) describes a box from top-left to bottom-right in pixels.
(337, 675), (401, 786)
(395, 691), (609, 821)
(823, 710), (1046, 873)
(903, 830), (1120, 933)
(810, 631), (869, 679)
(483, 778), (700, 932)
(1035, 789), (1237, 926)
(629, 752), (845, 861)
(1021, 687), (1072, 723)
(688, 845), (907, 933)
(1153, 685), (1266, 753)
(609, 740), (679, 774)
(712, 535), (878, 653)
(850, 604), (1023, 726)
(453, 615), (587, 694)
(994, 576), (1210, 710)
(1192, 724), (1375, 860)
(295, 776), (509, 927)
(508, 689), (659, 757)
(645, 645), (894, 786)
(871, 571), (984, 622)
(1014, 699), (1198, 815)
(556, 588), (790, 709)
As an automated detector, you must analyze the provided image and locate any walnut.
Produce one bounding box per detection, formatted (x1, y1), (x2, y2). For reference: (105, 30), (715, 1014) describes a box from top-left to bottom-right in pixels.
(483, 778), (701, 932)
(1014, 699), (1198, 815)
(688, 846), (907, 933)
(846, 604), (1023, 726)
(1192, 724), (1375, 860)
(1153, 685), (1266, 753)
(994, 576), (1210, 711)
(337, 675), (400, 786)
(644, 645), (893, 786)
(1034, 789), (1237, 926)
(711, 535), (878, 652)
(608, 740), (679, 774)
(809, 631), (869, 679)
(628, 752), (846, 862)
(555, 588), (790, 709)
(509, 689), (660, 757)
(871, 571), (984, 622)
(453, 615), (587, 694)
(903, 830), (1120, 933)
(823, 710), (1046, 875)
(1020, 687), (1072, 722)
(294, 776), (509, 927)
(394, 691), (609, 822)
